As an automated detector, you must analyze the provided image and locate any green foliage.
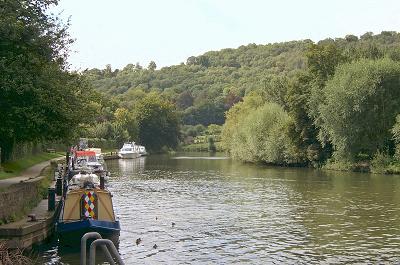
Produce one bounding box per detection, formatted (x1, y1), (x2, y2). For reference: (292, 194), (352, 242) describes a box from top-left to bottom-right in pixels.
(84, 40), (310, 125)
(310, 58), (400, 160)
(286, 71), (324, 164)
(134, 93), (180, 152)
(391, 115), (400, 160)
(307, 43), (345, 81)
(370, 150), (392, 174)
(223, 97), (299, 164)
(180, 142), (224, 152)
(0, 0), (97, 162)
(114, 107), (138, 139)
(206, 124), (222, 135)
(148, 61), (157, 71)
(208, 137), (217, 153)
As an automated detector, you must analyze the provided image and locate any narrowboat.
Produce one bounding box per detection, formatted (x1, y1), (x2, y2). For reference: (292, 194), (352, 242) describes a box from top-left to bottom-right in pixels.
(69, 149), (109, 181)
(56, 172), (120, 246)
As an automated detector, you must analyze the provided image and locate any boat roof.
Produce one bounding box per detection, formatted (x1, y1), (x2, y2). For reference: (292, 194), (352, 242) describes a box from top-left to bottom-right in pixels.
(85, 148), (102, 154)
(76, 150), (96, 157)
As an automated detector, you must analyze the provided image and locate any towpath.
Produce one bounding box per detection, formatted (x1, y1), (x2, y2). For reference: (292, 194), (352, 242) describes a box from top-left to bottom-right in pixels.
(0, 157), (62, 189)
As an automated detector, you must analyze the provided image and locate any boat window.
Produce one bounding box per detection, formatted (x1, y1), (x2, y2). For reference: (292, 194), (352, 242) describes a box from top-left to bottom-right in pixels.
(122, 148), (133, 151)
(88, 156), (97, 162)
(77, 158), (87, 164)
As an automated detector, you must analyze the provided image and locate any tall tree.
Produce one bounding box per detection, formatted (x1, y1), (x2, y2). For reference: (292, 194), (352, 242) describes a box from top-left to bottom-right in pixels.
(134, 93), (180, 152)
(0, 0), (96, 161)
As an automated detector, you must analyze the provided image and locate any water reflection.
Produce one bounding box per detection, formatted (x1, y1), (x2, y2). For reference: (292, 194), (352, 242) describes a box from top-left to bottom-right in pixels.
(39, 152), (400, 264)
(117, 156), (146, 174)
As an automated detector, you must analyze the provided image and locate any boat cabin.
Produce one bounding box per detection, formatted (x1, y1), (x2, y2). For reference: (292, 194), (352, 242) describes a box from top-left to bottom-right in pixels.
(61, 188), (116, 222)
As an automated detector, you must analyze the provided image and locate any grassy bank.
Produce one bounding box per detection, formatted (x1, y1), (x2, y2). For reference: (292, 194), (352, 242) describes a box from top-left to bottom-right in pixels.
(0, 152), (62, 180)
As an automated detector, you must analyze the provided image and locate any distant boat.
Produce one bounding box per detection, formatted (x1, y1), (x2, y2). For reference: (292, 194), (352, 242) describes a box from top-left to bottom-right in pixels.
(118, 142), (143, 159)
(73, 150), (104, 172)
(57, 172), (120, 246)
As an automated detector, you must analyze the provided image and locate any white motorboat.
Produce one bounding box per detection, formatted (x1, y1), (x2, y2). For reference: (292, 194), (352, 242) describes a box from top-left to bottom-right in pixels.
(118, 142), (141, 159)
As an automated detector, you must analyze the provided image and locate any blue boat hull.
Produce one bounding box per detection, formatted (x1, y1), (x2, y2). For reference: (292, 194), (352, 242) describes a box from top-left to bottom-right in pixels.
(57, 219), (120, 247)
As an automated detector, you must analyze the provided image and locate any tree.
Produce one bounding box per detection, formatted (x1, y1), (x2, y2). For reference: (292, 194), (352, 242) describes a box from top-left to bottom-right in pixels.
(135, 62), (143, 70)
(391, 115), (400, 160)
(113, 108), (138, 140)
(148, 61), (157, 71)
(306, 43), (344, 81)
(208, 137), (216, 153)
(0, 0), (97, 162)
(182, 100), (225, 126)
(104, 64), (113, 77)
(286, 71), (327, 163)
(222, 99), (298, 164)
(310, 58), (400, 160)
(176, 90), (194, 109)
(134, 93), (181, 152)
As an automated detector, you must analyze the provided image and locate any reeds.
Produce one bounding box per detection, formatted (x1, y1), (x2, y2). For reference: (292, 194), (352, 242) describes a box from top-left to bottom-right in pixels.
(0, 241), (37, 265)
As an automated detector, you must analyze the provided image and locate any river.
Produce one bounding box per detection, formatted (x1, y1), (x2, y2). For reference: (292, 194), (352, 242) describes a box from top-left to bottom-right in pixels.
(39, 152), (400, 264)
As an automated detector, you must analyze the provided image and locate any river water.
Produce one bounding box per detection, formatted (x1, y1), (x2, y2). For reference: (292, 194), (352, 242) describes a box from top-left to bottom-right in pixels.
(40, 152), (400, 264)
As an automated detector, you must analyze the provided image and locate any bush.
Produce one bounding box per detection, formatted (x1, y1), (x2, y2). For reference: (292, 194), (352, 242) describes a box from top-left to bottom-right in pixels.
(223, 99), (299, 164)
(371, 150), (393, 174)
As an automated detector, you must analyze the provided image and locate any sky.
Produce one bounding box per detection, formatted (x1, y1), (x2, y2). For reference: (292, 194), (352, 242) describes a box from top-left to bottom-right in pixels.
(52, 0), (400, 71)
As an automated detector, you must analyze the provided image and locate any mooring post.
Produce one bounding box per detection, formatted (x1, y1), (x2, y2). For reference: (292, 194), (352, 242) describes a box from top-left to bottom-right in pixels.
(56, 177), (62, 196)
(48, 187), (55, 211)
(100, 175), (105, 189)
(66, 151), (69, 166)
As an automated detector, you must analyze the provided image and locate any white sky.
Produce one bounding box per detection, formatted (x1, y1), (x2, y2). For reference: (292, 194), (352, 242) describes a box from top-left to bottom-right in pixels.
(52, 0), (400, 70)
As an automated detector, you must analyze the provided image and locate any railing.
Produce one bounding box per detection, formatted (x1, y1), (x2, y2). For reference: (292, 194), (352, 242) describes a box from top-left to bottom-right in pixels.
(81, 232), (124, 265)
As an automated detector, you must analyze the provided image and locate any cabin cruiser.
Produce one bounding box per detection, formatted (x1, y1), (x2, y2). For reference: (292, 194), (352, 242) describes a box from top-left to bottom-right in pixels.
(118, 142), (141, 159)
(56, 171), (120, 246)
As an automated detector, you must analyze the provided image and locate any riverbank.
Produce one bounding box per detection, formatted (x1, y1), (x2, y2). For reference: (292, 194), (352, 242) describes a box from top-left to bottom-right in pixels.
(0, 158), (61, 224)
(0, 157), (64, 251)
(323, 156), (400, 175)
(183, 149), (400, 175)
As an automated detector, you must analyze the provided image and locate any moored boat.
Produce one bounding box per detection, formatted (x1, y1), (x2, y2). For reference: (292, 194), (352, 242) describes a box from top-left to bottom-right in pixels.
(118, 142), (141, 159)
(73, 150), (104, 172)
(56, 172), (120, 246)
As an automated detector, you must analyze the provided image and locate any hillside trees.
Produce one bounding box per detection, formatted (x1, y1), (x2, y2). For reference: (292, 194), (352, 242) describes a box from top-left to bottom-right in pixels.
(83, 31), (400, 168)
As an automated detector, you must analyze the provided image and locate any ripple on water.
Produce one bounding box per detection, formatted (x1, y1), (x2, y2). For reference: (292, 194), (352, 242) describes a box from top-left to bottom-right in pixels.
(40, 155), (400, 264)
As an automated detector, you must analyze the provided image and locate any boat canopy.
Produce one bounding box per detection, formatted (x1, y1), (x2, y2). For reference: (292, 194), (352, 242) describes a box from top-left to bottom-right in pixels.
(85, 148), (102, 155)
(76, 150), (96, 157)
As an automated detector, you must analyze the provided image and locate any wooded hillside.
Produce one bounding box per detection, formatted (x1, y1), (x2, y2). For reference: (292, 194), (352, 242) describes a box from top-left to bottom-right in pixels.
(84, 32), (400, 128)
